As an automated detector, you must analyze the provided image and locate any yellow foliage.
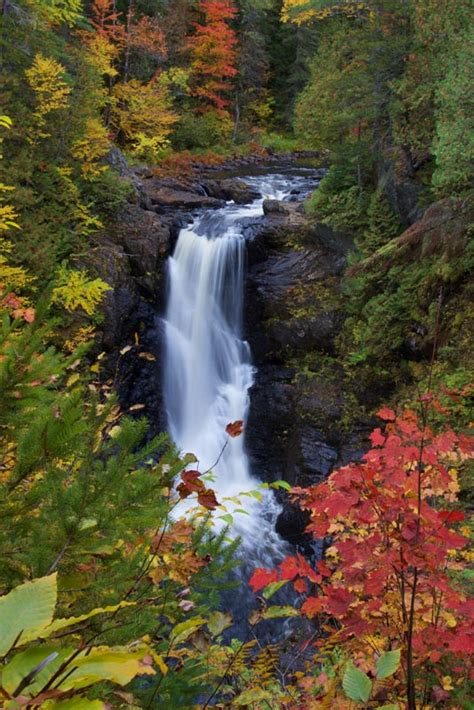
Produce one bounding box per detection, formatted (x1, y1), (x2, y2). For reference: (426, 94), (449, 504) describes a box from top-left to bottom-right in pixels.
(281, 0), (371, 24)
(64, 325), (97, 352)
(0, 256), (34, 291)
(25, 54), (71, 141)
(72, 117), (110, 179)
(0, 117), (33, 292)
(111, 78), (178, 160)
(248, 92), (275, 126)
(0, 203), (20, 233)
(83, 33), (120, 79)
(0, 119), (19, 235)
(51, 266), (111, 315)
(55, 167), (103, 234)
(441, 675), (454, 691)
(24, 0), (83, 27)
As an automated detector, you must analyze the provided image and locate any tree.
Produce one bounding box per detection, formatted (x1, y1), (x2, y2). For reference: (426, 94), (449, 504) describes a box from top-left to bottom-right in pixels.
(250, 404), (474, 708)
(187, 0), (238, 114)
(233, 2), (272, 137)
(432, 15), (474, 195)
(111, 76), (178, 160)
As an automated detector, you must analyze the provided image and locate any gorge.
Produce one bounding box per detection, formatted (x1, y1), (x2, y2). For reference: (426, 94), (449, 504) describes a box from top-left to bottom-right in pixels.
(89, 157), (378, 554)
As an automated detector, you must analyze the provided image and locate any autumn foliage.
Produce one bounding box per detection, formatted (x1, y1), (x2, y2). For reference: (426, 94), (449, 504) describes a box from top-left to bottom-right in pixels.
(188, 0), (238, 113)
(250, 404), (474, 707)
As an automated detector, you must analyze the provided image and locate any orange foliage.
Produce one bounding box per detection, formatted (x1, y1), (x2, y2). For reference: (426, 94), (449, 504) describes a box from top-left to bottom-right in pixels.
(187, 1), (238, 113)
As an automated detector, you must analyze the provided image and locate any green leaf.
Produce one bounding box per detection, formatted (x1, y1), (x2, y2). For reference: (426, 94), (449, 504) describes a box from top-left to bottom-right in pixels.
(207, 611), (233, 637)
(170, 617), (207, 645)
(376, 649), (401, 680)
(342, 662), (372, 703)
(40, 601), (136, 639)
(241, 490), (263, 502)
(59, 647), (155, 691)
(77, 518), (98, 532)
(262, 605), (299, 620)
(0, 574), (57, 655)
(218, 513), (234, 526)
(2, 644), (72, 695)
(233, 688), (274, 706)
(262, 580), (288, 600)
(270, 480), (292, 492)
(375, 705), (399, 710)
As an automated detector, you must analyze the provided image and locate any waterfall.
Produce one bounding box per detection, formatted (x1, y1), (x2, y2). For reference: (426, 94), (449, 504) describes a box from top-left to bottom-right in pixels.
(164, 225), (254, 498)
(163, 175), (303, 558)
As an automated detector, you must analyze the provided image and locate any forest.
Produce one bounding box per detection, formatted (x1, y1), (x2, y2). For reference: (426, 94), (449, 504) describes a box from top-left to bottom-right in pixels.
(0, 0), (473, 707)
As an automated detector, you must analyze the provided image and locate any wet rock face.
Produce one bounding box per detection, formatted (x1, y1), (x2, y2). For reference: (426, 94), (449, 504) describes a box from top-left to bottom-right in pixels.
(83, 198), (174, 434)
(243, 205), (374, 544)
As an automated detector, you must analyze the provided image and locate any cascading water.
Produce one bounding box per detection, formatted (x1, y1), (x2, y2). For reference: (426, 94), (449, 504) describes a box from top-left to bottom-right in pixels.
(163, 172), (315, 565)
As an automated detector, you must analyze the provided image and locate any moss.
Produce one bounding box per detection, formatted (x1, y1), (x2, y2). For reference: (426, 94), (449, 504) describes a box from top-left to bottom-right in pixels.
(286, 277), (343, 321)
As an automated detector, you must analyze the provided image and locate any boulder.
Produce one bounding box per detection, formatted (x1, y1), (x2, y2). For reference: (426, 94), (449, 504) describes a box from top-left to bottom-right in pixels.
(275, 503), (310, 548)
(102, 205), (171, 298)
(263, 199), (292, 215)
(204, 178), (260, 203)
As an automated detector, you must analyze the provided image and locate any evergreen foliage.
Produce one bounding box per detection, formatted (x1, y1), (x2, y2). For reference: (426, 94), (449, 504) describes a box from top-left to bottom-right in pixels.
(358, 187), (401, 256)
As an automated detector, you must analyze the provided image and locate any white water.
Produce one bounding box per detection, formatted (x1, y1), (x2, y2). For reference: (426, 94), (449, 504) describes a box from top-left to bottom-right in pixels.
(163, 174), (307, 558)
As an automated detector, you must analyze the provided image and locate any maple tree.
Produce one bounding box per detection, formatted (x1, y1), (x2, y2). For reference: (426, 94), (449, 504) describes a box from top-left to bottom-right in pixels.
(250, 403), (474, 708)
(187, 0), (238, 114)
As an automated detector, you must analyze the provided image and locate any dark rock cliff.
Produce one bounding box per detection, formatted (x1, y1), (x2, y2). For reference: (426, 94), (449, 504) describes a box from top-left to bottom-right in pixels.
(243, 203), (370, 481)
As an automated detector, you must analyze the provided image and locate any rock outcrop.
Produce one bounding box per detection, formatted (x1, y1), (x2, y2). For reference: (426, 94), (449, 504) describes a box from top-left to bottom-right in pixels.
(243, 200), (376, 541)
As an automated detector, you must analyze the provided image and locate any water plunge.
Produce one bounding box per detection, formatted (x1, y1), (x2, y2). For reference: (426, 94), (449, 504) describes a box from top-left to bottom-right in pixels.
(163, 173), (313, 561)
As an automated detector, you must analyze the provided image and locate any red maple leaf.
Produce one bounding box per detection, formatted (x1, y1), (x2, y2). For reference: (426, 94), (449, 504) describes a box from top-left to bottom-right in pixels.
(279, 556), (300, 581)
(197, 488), (219, 510)
(369, 427), (385, 447)
(181, 470), (203, 491)
(438, 510), (465, 523)
(301, 596), (325, 618)
(377, 405), (396, 421)
(294, 578), (309, 594)
(226, 420), (244, 437)
(249, 567), (279, 592)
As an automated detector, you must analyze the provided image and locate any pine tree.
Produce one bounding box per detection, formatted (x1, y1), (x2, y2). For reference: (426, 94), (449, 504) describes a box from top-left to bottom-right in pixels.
(358, 187), (401, 256)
